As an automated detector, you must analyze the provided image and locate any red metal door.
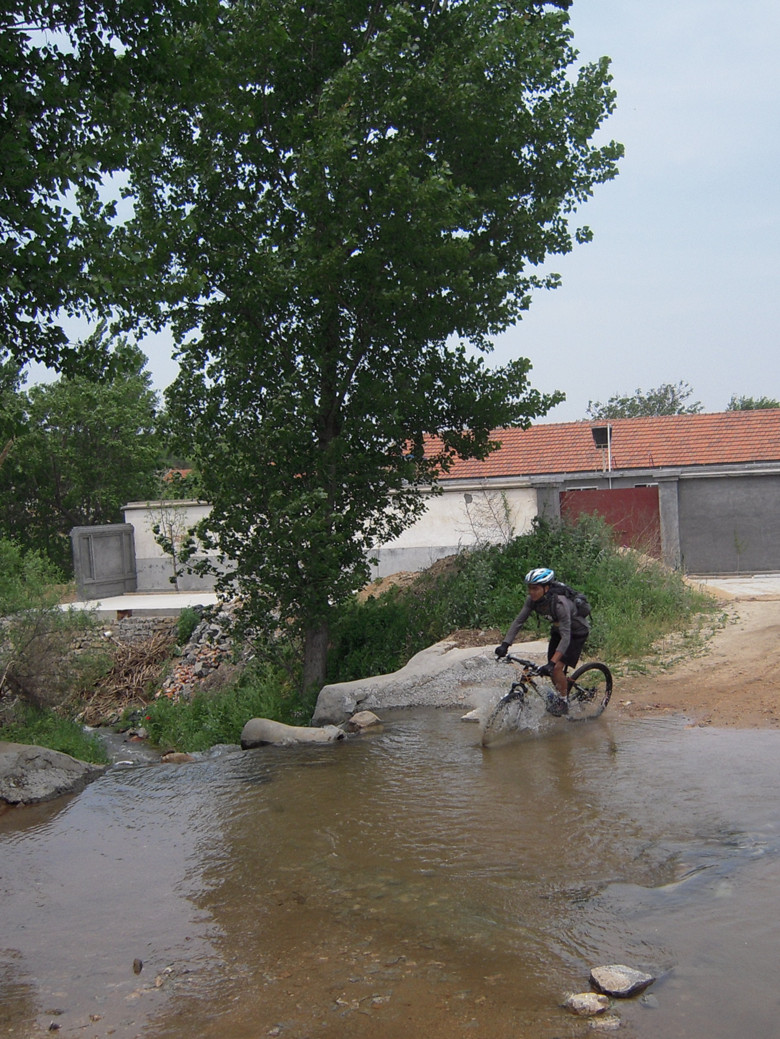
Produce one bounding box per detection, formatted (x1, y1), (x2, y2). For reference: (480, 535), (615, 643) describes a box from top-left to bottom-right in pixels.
(560, 487), (661, 557)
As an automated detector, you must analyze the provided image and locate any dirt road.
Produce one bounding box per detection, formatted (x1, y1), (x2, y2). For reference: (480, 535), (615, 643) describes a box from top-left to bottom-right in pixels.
(614, 582), (780, 729)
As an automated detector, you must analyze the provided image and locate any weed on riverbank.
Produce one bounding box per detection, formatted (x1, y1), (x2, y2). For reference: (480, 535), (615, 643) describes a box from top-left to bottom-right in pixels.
(326, 516), (716, 682)
(2, 517), (717, 755)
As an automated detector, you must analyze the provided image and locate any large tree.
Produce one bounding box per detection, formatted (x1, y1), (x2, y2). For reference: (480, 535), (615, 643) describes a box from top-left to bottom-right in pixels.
(124, 0), (623, 691)
(587, 381), (702, 419)
(0, 342), (161, 572)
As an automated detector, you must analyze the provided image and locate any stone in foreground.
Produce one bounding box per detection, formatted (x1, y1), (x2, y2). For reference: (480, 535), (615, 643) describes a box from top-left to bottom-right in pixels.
(590, 964), (655, 998)
(589, 1013), (623, 1031)
(0, 742), (105, 806)
(564, 992), (610, 1016)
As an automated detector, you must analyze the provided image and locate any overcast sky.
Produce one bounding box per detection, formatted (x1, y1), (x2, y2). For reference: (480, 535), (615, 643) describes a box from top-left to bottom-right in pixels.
(30, 0), (780, 421)
(496, 0), (780, 422)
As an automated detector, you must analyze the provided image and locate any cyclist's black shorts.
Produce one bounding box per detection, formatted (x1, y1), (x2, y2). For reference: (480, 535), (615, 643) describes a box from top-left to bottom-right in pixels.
(548, 630), (588, 669)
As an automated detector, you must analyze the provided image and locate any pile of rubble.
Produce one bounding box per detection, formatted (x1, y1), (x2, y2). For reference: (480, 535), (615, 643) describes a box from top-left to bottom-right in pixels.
(156, 604), (242, 703)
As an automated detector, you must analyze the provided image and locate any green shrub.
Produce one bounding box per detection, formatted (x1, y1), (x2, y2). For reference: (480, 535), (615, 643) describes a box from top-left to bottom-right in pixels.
(327, 515), (716, 682)
(0, 536), (108, 709)
(141, 659), (310, 753)
(176, 606), (202, 645)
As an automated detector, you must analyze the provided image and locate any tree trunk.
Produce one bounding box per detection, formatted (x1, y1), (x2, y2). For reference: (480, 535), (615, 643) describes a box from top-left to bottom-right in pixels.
(302, 620), (330, 697)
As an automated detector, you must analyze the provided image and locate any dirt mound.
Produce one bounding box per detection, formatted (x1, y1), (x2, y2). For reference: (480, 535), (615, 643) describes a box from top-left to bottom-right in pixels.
(357, 555), (464, 602)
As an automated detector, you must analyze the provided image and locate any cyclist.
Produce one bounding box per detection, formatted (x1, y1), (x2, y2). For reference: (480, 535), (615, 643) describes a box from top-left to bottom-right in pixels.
(494, 567), (591, 713)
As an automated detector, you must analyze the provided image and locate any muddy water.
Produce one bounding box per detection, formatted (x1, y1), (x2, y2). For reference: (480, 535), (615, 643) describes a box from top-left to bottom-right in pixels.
(2, 711), (780, 1039)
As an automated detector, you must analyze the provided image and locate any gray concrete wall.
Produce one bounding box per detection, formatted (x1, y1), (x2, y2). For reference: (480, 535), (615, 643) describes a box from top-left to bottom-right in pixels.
(71, 524), (137, 600)
(677, 473), (780, 573)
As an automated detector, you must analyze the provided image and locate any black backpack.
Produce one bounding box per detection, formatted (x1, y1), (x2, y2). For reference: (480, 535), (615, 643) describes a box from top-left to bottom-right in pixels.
(549, 581), (592, 619)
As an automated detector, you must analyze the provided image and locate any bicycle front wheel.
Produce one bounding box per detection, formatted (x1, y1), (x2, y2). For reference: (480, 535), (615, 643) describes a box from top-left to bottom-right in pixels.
(566, 662), (613, 720)
(481, 690), (526, 746)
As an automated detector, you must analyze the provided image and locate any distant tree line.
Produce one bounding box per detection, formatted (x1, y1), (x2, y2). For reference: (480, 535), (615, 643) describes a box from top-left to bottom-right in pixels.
(0, 341), (164, 575)
(587, 381), (779, 419)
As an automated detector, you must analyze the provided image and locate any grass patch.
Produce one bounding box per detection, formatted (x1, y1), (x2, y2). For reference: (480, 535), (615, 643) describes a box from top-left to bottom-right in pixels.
(0, 703), (109, 765)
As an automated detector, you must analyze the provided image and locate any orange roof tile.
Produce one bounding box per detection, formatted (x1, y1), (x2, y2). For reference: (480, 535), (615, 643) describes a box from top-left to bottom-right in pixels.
(432, 410), (780, 480)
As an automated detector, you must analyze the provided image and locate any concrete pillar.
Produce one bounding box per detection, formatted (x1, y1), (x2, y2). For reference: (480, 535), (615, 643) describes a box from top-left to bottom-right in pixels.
(657, 478), (682, 569)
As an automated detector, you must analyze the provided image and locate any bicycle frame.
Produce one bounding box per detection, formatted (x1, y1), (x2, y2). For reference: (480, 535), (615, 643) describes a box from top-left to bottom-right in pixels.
(499, 653), (613, 720)
(505, 657), (548, 706)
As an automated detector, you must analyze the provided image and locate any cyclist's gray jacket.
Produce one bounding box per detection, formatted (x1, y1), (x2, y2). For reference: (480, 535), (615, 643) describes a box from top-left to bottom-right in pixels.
(504, 592), (590, 656)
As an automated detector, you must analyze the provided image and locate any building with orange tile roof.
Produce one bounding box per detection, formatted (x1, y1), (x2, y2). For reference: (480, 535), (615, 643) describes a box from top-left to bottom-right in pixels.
(86, 410), (780, 595)
(376, 410), (780, 577)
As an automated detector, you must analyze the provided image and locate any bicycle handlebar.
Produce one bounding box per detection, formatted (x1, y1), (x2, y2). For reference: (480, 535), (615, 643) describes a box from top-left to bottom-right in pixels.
(502, 654), (543, 673)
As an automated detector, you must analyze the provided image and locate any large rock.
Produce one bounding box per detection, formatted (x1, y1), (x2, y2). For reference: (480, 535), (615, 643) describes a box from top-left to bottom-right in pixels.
(312, 638), (548, 725)
(0, 741), (105, 806)
(590, 964), (655, 998)
(240, 718), (346, 748)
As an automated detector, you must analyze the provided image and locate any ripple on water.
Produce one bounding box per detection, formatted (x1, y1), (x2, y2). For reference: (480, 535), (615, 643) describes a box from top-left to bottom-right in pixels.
(3, 712), (780, 1039)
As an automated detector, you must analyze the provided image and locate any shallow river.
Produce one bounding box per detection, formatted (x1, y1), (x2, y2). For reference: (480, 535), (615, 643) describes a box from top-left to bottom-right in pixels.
(2, 709), (780, 1039)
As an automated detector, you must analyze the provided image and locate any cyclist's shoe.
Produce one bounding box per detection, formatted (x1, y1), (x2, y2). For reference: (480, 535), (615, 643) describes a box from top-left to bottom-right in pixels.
(546, 691), (569, 716)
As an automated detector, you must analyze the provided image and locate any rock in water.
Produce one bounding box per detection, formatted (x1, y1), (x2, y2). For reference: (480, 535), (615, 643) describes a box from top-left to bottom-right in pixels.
(343, 710), (382, 732)
(240, 718), (345, 748)
(589, 964), (655, 997)
(0, 742), (105, 806)
(563, 992), (610, 1016)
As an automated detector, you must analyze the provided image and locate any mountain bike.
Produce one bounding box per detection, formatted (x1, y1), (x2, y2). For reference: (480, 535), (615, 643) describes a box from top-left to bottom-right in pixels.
(482, 654), (613, 745)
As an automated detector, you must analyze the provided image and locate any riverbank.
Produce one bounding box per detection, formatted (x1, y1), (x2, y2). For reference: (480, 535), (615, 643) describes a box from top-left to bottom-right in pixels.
(612, 582), (780, 729)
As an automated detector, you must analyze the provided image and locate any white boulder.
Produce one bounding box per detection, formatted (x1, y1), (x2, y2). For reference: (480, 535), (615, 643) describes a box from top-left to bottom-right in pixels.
(240, 718), (345, 748)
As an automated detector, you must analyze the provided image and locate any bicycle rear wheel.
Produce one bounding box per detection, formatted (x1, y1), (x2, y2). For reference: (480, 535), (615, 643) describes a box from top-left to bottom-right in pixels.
(566, 662), (612, 720)
(481, 690), (526, 746)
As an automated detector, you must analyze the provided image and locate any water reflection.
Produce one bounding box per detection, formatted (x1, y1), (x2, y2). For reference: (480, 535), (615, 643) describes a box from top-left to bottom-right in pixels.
(2, 712), (780, 1038)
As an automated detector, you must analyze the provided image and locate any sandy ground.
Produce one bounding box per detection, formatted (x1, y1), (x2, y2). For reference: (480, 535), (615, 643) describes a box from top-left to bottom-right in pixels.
(611, 587), (780, 729)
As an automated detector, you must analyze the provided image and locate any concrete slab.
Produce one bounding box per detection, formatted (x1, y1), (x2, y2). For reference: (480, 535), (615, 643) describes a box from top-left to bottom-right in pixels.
(690, 574), (780, 600)
(61, 591), (221, 618)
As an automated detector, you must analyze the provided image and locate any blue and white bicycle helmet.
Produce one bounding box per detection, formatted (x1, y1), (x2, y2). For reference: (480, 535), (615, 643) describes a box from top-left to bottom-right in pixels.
(525, 567), (554, 585)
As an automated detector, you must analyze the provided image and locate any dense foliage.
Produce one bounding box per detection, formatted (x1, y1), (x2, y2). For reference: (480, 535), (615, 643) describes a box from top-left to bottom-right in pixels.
(0, 342), (162, 572)
(1, 0), (189, 373)
(726, 394), (780, 411)
(586, 381), (702, 419)
(121, 0), (622, 690)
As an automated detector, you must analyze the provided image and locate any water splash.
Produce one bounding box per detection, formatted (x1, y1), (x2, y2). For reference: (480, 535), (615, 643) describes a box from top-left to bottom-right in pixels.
(480, 691), (549, 746)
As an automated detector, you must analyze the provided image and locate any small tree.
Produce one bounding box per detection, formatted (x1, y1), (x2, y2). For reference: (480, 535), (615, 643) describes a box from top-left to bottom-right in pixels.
(461, 488), (516, 547)
(587, 381), (702, 419)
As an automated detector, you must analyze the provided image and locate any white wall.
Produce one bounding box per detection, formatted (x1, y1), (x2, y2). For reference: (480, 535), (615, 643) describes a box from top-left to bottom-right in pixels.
(123, 481), (540, 589)
(371, 482), (538, 576)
